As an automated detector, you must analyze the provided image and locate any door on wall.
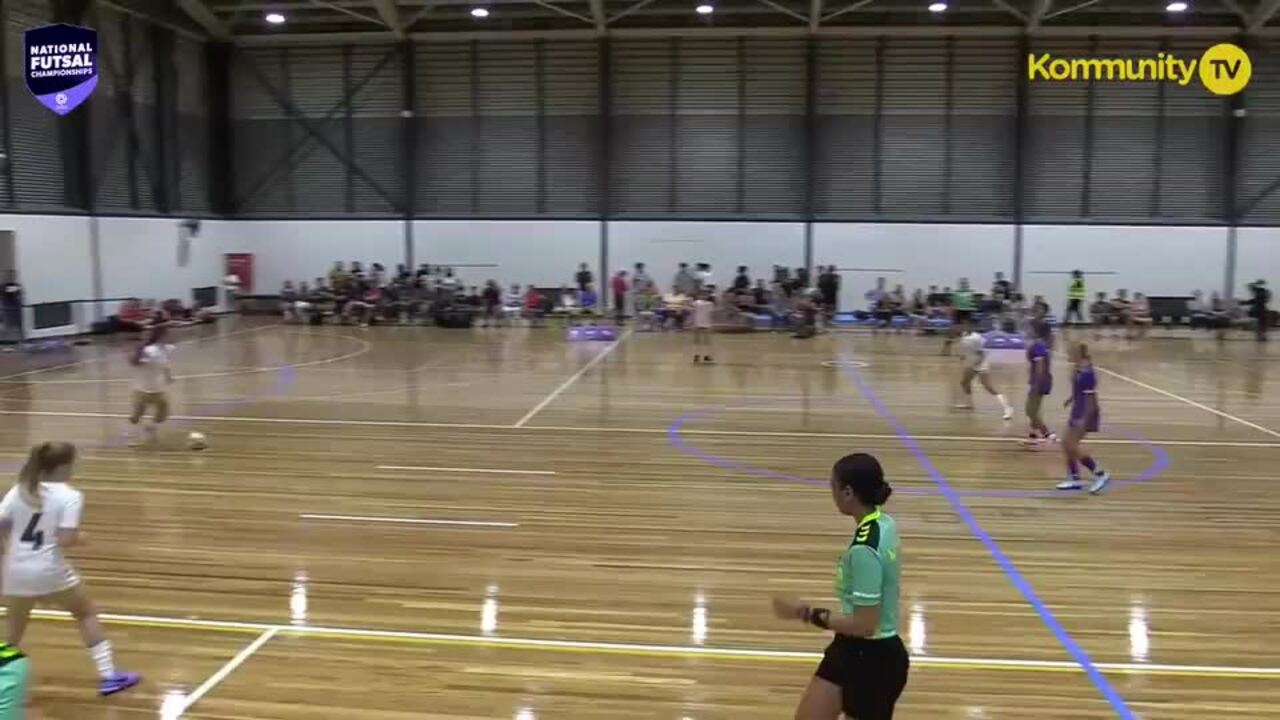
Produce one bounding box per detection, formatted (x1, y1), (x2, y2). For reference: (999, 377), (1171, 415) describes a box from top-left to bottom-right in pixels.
(0, 231), (18, 342)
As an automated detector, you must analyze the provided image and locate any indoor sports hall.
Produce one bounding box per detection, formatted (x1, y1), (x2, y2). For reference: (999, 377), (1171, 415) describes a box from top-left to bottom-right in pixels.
(0, 1), (1279, 719)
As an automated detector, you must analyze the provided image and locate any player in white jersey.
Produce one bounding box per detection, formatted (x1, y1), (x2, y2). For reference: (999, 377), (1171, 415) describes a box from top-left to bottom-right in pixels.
(691, 292), (715, 364)
(956, 331), (1014, 420)
(0, 442), (140, 696)
(128, 325), (175, 446)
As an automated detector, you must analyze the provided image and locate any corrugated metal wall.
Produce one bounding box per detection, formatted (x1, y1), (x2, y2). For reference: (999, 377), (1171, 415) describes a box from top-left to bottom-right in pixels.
(0, 0), (210, 216)
(0, 21), (1277, 226)
(1240, 39), (1280, 222)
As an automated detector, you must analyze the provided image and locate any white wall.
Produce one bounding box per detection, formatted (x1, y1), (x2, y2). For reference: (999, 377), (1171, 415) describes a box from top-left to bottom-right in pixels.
(2, 215), (1266, 337)
(1236, 227), (1280, 297)
(609, 221), (805, 293)
(1022, 225), (1228, 312)
(98, 217), (225, 302)
(814, 223), (1014, 310)
(414, 220), (600, 290)
(210, 219), (405, 293)
(0, 214), (93, 306)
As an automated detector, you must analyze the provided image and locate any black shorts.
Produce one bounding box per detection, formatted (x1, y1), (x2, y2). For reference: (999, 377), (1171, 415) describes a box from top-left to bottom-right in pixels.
(815, 634), (910, 719)
(953, 309), (974, 326)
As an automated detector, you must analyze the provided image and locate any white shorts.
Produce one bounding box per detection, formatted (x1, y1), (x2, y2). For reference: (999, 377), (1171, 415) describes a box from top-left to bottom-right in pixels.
(965, 360), (990, 374)
(3, 561), (80, 598)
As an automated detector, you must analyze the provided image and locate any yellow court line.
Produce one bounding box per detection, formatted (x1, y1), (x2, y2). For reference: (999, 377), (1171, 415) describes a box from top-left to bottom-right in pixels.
(20, 610), (1280, 680)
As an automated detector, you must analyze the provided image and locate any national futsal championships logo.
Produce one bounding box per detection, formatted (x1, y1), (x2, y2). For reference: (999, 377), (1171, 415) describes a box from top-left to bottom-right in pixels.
(24, 23), (99, 116)
(1027, 42), (1251, 96)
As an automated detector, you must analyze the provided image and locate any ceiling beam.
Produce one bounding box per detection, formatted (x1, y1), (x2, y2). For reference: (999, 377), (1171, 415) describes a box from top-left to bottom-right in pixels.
(809, 0), (822, 31)
(1042, 0), (1102, 21)
(590, 0), (607, 34)
(233, 23), (1259, 46)
(531, 0), (597, 25)
(1027, 0), (1052, 29)
(1248, 0), (1280, 31)
(371, 0), (405, 38)
(176, 0), (231, 40)
(756, 0), (809, 23)
(308, 0), (386, 27)
(608, 0), (661, 25)
(991, 0), (1028, 23)
(820, 0), (876, 23)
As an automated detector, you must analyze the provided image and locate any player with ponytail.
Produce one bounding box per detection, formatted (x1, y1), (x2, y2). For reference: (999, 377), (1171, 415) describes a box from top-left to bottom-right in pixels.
(772, 453), (909, 720)
(0, 442), (140, 696)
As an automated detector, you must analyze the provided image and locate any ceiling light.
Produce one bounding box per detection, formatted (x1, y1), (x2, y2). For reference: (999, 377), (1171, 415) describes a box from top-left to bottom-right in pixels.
(264, 12), (286, 24)
(470, 7), (490, 17)
(696, 4), (715, 13)
(1166, 1), (1188, 10)
(928, 1), (947, 10)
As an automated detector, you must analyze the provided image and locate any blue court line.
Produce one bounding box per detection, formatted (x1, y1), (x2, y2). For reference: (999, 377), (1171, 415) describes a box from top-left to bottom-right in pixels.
(838, 354), (1137, 720)
(667, 403), (1170, 499)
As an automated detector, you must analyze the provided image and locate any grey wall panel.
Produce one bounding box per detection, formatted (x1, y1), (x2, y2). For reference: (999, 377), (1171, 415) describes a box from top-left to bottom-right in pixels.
(1024, 39), (1091, 222)
(814, 38), (877, 218)
(5, 0), (64, 209)
(949, 39), (1017, 219)
(1241, 40), (1280, 223)
(880, 39), (948, 217)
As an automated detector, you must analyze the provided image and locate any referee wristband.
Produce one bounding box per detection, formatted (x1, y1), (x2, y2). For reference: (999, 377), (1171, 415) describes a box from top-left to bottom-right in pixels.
(807, 607), (831, 630)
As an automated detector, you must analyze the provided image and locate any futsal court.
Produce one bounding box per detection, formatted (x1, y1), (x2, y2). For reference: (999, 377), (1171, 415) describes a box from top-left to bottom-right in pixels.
(0, 320), (1276, 719)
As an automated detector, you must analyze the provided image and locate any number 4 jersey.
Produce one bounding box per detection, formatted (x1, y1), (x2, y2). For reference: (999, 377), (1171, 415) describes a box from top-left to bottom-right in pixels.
(0, 483), (83, 597)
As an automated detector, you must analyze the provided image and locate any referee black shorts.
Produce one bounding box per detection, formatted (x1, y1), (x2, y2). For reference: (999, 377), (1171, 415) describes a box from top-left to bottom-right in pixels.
(815, 634), (910, 719)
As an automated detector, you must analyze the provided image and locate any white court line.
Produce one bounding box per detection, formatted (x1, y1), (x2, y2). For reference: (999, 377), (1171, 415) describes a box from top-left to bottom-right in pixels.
(172, 627), (279, 717)
(513, 329), (632, 428)
(1, 410), (1277, 448)
(1091, 362), (1280, 441)
(0, 323), (282, 383)
(377, 465), (556, 475)
(18, 609), (1280, 679)
(300, 513), (519, 528)
(1, 331), (371, 385)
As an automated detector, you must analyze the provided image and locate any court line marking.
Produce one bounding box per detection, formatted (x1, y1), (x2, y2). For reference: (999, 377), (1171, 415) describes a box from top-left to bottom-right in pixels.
(376, 465), (556, 476)
(1, 331), (371, 385)
(173, 627), (279, 717)
(0, 323), (283, 383)
(839, 357), (1136, 719)
(1, 410), (1274, 448)
(18, 609), (1280, 679)
(299, 513), (519, 528)
(513, 329), (632, 428)
(1090, 362), (1280, 441)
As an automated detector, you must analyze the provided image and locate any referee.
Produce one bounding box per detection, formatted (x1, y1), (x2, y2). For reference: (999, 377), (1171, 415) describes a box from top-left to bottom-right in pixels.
(0, 642), (29, 719)
(773, 453), (908, 720)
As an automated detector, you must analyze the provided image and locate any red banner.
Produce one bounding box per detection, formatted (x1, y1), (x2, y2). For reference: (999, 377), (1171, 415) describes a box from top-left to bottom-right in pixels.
(224, 253), (254, 294)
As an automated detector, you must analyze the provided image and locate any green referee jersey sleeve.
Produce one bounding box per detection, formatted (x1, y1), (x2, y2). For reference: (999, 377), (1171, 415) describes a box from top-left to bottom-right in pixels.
(835, 510), (901, 639)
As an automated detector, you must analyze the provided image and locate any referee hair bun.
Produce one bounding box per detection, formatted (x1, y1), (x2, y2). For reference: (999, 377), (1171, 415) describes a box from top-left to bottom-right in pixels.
(833, 453), (892, 506)
(874, 483), (893, 505)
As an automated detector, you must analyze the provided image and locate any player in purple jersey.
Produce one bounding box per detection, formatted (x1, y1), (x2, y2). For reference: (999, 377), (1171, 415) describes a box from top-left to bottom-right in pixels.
(1021, 321), (1058, 447)
(1056, 343), (1111, 494)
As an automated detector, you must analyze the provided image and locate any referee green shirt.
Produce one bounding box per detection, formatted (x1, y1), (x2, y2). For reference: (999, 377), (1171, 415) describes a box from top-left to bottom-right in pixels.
(835, 508), (901, 640)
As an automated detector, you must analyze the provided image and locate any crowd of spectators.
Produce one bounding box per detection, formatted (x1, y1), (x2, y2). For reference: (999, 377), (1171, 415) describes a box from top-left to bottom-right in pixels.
(269, 260), (1273, 341)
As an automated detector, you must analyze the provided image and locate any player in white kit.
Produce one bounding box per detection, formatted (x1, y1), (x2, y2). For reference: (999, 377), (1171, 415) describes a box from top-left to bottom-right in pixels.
(128, 325), (175, 446)
(0, 442), (141, 696)
(691, 292), (715, 364)
(956, 331), (1014, 420)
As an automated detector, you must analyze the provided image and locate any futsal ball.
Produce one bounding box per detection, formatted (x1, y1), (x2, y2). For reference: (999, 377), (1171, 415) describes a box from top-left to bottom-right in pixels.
(187, 432), (208, 451)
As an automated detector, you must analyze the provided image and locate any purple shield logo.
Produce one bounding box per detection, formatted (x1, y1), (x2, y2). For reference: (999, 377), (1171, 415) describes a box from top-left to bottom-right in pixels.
(24, 23), (98, 116)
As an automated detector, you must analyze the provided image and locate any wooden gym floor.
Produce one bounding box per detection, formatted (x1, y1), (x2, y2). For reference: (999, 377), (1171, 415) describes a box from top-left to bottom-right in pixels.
(0, 319), (1278, 719)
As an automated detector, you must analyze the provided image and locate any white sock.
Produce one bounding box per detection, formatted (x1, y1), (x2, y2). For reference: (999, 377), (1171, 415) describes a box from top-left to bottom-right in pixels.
(995, 393), (1010, 410)
(90, 640), (115, 679)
